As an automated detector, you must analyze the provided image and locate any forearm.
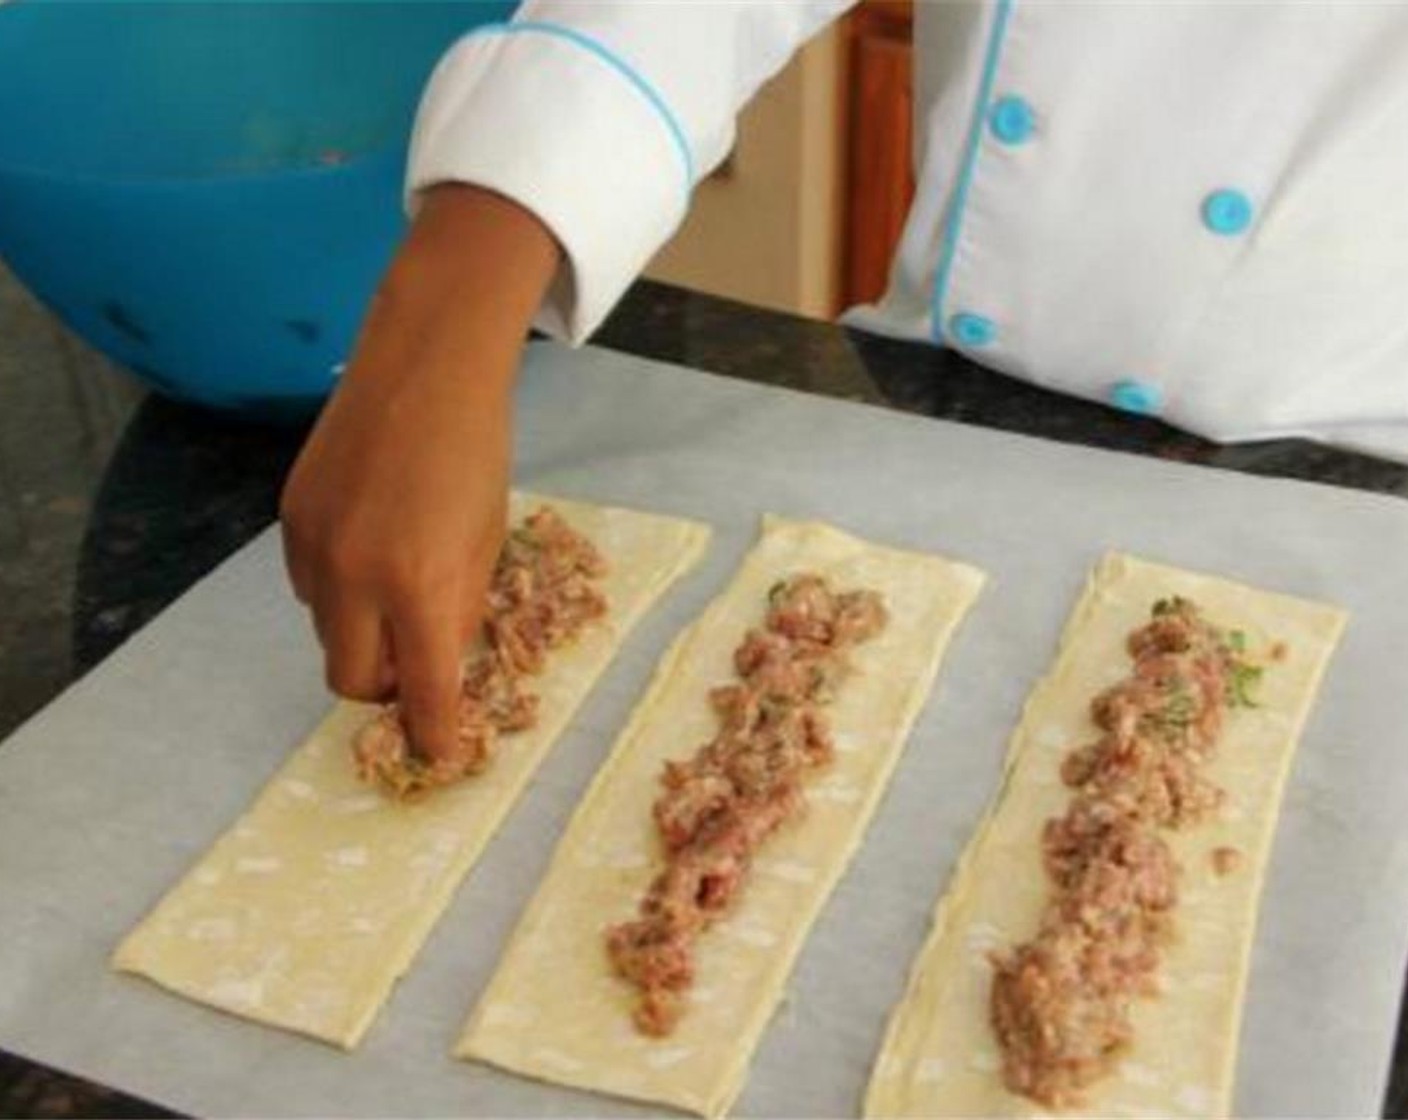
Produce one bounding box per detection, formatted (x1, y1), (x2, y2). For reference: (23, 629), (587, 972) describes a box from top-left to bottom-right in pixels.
(361, 183), (562, 402)
(408, 1), (858, 342)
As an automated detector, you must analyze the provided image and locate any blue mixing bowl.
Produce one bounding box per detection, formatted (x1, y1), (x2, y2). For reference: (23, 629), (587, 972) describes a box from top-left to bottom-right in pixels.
(0, 0), (516, 415)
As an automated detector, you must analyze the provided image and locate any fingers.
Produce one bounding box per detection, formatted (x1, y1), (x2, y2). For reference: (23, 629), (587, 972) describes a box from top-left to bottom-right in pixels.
(394, 527), (499, 764)
(459, 498), (507, 650)
(389, 596), (465, 764)
(457, 553), (497, 652)
(281, 511), (393, 702)
(315, 594), (396, 703)
(459, 604), (485, 652)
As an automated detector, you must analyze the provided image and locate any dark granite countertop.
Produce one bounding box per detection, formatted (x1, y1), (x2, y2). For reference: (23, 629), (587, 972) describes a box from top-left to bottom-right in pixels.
(2, 264), (1407, 1118)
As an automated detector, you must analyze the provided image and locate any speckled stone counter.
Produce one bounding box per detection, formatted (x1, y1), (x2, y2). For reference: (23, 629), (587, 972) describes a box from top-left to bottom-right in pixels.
(2, 265), (1406, 1118)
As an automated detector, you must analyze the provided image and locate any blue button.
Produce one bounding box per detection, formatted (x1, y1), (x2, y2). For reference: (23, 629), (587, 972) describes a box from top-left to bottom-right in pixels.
(948, 312), (996, 347)
(1201, 189), (1254, 236)
(988, 95), (1036, 145)
(1109, 379), (1163, 416)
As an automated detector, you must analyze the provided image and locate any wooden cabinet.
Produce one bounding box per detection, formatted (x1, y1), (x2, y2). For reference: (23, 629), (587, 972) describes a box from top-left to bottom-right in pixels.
(645, 1), (914, 319)
(643, 28), (846, 320)
(845, 0), (915, 307)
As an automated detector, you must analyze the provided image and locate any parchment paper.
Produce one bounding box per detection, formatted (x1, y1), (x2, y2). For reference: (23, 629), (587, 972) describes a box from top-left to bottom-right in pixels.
(2, 342), (1407, 1118)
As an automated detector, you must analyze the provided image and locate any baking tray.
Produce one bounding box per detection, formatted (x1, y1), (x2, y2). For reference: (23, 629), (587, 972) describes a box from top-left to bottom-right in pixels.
(2, 343), (1407, 1116)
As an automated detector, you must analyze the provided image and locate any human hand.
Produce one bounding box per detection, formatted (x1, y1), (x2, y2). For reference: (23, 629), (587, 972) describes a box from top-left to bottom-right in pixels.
(280, 185), (560, 762)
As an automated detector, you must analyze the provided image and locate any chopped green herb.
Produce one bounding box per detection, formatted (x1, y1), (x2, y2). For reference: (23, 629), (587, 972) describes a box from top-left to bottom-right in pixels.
(1145, 690), (1197, 734)
(1152, 595), (1194, 619)
(1227, 662), (1264, 708)
(1166, 694), (1196, 723)
(1227, 629), (1247, 653)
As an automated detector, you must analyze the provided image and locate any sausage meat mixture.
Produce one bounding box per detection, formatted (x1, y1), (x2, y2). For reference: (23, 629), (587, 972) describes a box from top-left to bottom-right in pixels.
(353, 507), (607, 801)
(606, 574), (888, 1036)
(990, 597), (1266, 1107)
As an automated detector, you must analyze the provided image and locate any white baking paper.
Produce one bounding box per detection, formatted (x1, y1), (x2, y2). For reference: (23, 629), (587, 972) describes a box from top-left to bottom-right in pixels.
(1, 342), (1406, 1117)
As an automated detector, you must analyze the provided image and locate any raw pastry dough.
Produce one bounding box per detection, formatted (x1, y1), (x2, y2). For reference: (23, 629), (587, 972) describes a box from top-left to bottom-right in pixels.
(456, 517), (986, 1117)
(112, 493), (710, 1049)
(866, 553), (1347, 1118)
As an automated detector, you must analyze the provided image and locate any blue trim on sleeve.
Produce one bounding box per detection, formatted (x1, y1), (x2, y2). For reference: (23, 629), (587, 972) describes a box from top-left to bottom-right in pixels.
(471, 20), (695, 191)
(929, 0), (1015, 344)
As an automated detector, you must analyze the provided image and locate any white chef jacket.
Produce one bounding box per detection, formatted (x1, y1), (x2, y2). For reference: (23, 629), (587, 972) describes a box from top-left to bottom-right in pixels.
(407, 1), (1408, 462)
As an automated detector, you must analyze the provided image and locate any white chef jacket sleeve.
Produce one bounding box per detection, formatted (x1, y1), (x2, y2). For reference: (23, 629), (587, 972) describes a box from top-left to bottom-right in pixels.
(406, 0), (856, 342)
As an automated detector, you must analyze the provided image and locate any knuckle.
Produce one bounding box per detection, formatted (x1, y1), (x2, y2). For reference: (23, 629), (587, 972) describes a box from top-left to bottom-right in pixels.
(403, 658), (462, 703)
(277, 474), (312, 527)
(278, 507), (310, 555)
(385, 560), (458, 608)
(406, 662), (461, 700)
(320, 535), (373, 582)
(324, 661), (380, 703)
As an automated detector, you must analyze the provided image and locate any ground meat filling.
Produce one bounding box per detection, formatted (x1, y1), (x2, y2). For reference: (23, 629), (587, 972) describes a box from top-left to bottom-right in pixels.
(990, 597), (1270, 1108)
(1211, 846), (1243, 876)
(352, 507), (607, 801)
(606, 574), (888, 1036)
